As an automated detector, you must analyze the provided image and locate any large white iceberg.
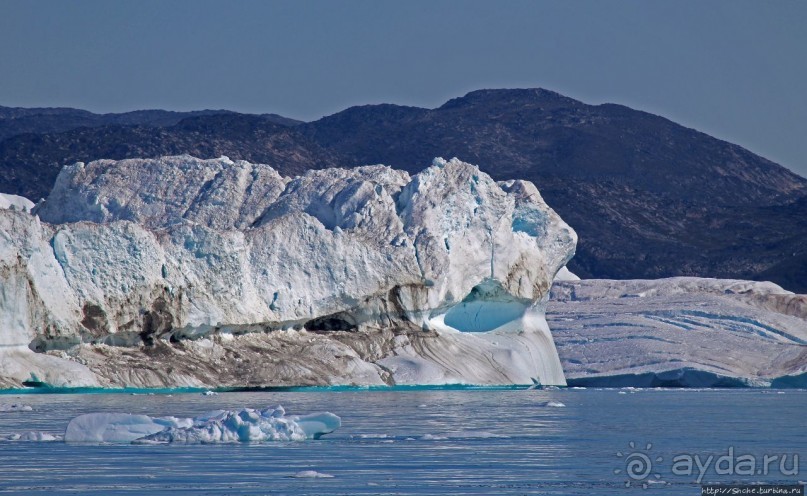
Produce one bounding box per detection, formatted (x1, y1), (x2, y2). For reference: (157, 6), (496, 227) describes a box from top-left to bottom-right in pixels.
(0, 156), (576, 388)
(64, 405), (340, 443)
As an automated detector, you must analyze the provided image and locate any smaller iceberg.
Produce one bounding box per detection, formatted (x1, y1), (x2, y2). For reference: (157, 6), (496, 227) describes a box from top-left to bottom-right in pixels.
(3, 431), (60, 441)
(64, 405), (340, 444)
(291, 470), (335, 478)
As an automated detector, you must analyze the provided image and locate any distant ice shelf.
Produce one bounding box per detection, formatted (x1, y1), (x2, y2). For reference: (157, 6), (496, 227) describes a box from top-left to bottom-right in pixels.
(548, 277), (807, 388)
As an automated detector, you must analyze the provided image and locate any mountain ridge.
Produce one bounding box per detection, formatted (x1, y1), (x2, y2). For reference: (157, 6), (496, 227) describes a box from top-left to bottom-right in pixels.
(0, 105), (301, 145)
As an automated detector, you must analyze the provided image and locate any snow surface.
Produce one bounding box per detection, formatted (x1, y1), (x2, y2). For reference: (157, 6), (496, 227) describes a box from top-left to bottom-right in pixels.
(0, 193), (34, 213)
(553, 266), (580, 282)
(64, 405), (340, 443)
(35, 156), (289, 230)
(1, 156), (576, 388)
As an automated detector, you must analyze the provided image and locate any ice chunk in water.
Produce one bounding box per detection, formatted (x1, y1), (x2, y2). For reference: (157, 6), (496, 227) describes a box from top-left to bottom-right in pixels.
(291, 470), (334, 478)
(64, 413), (185, 443)
(292, 412), (343, 440)
(4, 431), (60, 441)
(64, 406), (340, 444)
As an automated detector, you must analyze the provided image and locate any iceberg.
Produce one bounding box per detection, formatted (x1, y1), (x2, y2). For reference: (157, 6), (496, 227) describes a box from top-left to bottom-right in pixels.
(3, 431), (60, 442)
(0, 156), (576, 388)
(291, 471), (335, 478)
(65, 412), (178, 443)
(64, 406), (340, 443)
(549, 278), (807, 387)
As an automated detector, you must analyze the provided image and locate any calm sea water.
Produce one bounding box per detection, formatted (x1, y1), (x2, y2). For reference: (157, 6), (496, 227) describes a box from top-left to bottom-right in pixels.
(0, 388), (804, 495)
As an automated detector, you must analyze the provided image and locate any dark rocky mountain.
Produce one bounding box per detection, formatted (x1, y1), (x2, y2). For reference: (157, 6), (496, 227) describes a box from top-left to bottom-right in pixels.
(0, 105), (300, 143)
(0, 114), (335, 201)
(302, 89), (804, 204)
(2, 89), (805, 291)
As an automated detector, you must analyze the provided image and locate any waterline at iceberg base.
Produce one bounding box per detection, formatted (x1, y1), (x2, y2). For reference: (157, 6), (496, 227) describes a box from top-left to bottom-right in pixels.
(0, 156), (576, 389)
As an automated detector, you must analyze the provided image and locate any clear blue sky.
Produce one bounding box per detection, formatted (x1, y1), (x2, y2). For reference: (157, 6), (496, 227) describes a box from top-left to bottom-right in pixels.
(1, 0), (805, 177)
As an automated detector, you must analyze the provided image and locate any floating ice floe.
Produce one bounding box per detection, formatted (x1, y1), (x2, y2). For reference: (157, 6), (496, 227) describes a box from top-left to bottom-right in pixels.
(421, 433), (448, 440)
(64, 405), (340, 444)
(291, 470), (334, 478)
(356, 433), (389, 439)
(446, 430), (508, 439)
(0, 403), (33, 412)
(3, 431), (60, 441)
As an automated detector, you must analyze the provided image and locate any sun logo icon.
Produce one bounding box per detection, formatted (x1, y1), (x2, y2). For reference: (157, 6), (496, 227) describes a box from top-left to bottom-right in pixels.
(614, 442), (664, 489)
